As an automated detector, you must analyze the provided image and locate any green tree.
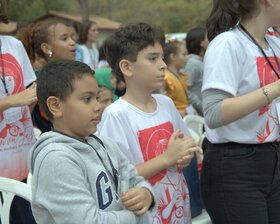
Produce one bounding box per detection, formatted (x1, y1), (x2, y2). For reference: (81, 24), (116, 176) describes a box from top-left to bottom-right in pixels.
(6, 0), (71, 21)
(90, 0), (212, 33)
(6, 0), (212, 33)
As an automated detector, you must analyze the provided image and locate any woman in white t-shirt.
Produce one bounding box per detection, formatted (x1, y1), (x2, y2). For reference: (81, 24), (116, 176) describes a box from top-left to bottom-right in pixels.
(201, 0), (280, 224)
(78, 20), (99, 71)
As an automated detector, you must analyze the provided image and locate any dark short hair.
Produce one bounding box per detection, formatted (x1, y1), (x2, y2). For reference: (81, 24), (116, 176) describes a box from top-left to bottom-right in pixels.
(37, 60), (94, 120)
(186, 27), (206, 55)
(103, 22), (165, 82)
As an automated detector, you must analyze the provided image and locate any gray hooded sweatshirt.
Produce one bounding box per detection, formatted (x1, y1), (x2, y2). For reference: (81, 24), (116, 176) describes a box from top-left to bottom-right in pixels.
(29, 131), (155, 224)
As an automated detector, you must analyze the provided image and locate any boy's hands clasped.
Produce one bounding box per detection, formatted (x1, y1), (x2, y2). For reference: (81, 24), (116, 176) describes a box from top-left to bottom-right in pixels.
(120, 130), (201, 216)
(121, 187), (153, 216)
(164, 130), (202, 168)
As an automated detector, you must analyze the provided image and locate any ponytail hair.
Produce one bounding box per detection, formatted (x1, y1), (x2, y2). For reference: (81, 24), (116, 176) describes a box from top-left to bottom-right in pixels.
(207, 0), (259, 41)
(17, 20), (64, 63)
(17, 22), (36, 62)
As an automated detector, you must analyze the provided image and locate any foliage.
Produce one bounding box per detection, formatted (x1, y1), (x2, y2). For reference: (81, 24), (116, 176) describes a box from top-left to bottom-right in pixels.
(6, 0), (73, 22)
(90, 0), (212, 32)
(6, 0), (212, 33)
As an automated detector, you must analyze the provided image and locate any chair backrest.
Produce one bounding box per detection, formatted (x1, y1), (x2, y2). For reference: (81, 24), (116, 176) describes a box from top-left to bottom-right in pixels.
(183, 114), (205, 137)
(192, 209), (212, 224)
(27, 173), (32, 186)
(0, 177), (32, 224)
(188, 128), (200, 144)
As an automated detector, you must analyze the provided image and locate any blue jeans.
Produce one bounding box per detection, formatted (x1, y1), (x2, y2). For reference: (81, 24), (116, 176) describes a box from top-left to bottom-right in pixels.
(201, 141), (280, 224)
(183, 155), (204, 218)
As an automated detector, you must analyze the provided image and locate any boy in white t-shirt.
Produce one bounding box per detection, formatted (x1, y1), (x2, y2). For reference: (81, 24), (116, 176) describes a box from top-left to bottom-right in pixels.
(98, 22), (201, 224)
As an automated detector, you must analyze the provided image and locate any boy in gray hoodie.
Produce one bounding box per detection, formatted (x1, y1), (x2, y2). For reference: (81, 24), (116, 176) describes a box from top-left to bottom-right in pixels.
(28, 60), (155, 224)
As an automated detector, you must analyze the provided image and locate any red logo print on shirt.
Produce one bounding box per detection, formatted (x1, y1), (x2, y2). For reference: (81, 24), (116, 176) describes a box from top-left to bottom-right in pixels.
(0, 53), (30, 142)
(138, 122), (191, 223)
(0, 53), (24, 96)
(256, 56), (279, 142)
(137, 122), (174, 186)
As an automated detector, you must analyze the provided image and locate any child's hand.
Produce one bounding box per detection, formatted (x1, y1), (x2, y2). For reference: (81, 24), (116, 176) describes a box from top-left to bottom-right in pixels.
(175, 134), (203, 168)
(163, 130), (197, 167)
(10, 83), (37, 107)
(121, 187), (153, 216)
(177, 145), (203, 168)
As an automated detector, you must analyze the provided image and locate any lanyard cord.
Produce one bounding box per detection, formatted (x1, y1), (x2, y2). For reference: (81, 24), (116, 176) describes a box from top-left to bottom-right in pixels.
(88, 135), (119, 190)
(239, 24), (280, 79)
(51, 129), (119, 190)
(0, 39), (9, 95)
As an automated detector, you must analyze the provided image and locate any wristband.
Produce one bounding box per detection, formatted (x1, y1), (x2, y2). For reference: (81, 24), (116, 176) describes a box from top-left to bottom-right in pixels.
(262, 87), (270, 104)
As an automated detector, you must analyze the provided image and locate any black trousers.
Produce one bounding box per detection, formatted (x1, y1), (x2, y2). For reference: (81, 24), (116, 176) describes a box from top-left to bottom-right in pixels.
(201, 141), (280, 224)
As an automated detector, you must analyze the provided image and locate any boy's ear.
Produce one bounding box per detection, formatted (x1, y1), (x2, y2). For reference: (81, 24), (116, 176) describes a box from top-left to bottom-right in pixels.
(170, 53), (177, 62)
(119, 59), (133, 78)
(46, 96), (63, 118)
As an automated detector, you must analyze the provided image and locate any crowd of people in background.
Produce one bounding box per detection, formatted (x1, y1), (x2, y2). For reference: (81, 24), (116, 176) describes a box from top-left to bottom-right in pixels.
(1, 0), (280, 223)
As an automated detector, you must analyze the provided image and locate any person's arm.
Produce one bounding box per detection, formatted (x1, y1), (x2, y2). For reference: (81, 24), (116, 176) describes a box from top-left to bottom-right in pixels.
(110, 140), (155, 215)
(188, 92), (203, 115)
(135, 131), (197, 179)
(185, 63), (203, 115)
(219, 81), (280, 125)
(0, 83), (37, 113)
(33, 150), (139, 224)
(98, 111), (197, 180)
(203, 81), (280, 128)
(0, 96), (12, 113)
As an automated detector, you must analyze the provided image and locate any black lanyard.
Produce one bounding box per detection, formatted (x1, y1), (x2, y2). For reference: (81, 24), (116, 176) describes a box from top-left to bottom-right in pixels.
(89, 135), (119, 191)
(239, 24), (280, 79)
(0, 39), (9, 95)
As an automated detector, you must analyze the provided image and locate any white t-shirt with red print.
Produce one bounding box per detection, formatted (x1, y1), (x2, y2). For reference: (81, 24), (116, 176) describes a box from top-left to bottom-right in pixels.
(267, 27), (280, 38)
(202, 27), (280, 144)
(98, 94), (192, 224)
(0, 36), (36, 181)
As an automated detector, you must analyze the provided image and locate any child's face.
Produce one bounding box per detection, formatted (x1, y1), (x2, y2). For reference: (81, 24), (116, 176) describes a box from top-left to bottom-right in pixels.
(110, 73), (117, 89)
(130, 41), (167, 92)
(200, 33), (209, 53)
(69, 26), (78, 42)
(87, 23), (99, 43)
(47, 23), (76, 61)
(174, 43), (187, 69)
(97, 88), (113, 115)
(58, 74), (101, 139)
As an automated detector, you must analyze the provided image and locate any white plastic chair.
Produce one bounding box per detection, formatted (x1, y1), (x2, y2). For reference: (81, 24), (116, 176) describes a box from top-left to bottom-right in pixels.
(0, 177), (32, 224)
(188, 128), (200, 144)
(192, 209), (212, 224)
(27, 173), (32, 186)
(33, 127), (42, 140)
(183, 114), (205, 137)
